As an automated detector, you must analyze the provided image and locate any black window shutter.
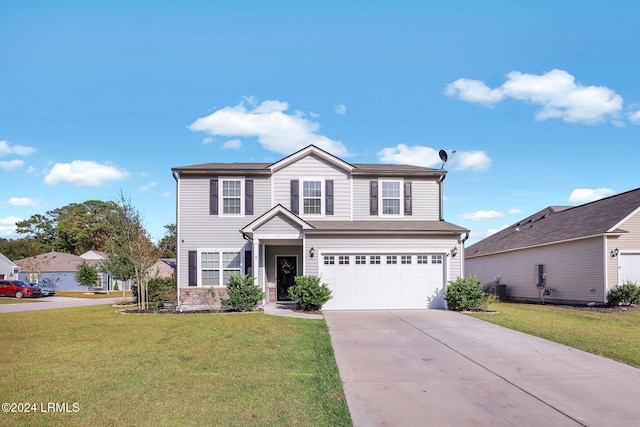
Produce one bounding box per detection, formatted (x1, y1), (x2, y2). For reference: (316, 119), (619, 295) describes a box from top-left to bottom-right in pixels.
(325, 180), (334, 215)
(370, 181), (378, 215)
(210, 179), (219, 215)
(245, 179), (254, 215)
(244, 250), (252, 275)
(188, 251), (197, 287)
(290, 180), (299, 214)
(404, 181), (412, 216)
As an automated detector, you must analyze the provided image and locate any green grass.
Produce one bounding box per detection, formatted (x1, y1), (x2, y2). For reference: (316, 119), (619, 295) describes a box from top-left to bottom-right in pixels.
(0, 305), (351, 427)
(467, 302), (640, 368)
(56, 291), (133, 299)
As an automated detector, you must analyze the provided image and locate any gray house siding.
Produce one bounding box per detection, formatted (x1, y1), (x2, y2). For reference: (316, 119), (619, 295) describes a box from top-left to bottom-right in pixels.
(272, 154), (350, 220)
(466, 237), (606, 304)
(176, 175), (270, 287)
(352, 177), (440, 220)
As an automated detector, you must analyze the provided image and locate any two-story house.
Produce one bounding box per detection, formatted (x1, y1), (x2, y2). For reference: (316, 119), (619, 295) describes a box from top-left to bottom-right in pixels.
(172, 145), (468, 310)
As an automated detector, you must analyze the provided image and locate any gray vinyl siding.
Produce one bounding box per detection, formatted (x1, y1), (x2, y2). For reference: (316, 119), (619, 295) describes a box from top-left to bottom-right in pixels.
(352, 177), (440, 220)
(272, 154), (350, 220)
(305, 234), (462, 280)
(254, 214), (303, 235)
(176, 175), (270, 287)
(466, 237), (606, 303)
(607, 210), (640, 288)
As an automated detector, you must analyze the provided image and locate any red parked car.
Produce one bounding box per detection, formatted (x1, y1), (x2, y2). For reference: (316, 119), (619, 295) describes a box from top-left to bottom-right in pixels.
(0, 280), (43, 298)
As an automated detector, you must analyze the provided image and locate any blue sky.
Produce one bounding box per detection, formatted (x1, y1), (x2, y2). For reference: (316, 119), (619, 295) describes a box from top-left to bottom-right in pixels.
(1, 1), (639, 245)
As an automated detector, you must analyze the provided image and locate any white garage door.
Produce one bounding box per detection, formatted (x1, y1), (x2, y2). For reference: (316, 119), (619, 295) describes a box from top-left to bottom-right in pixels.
(320, 253), (446, 310)
(619, 253), (640, 285)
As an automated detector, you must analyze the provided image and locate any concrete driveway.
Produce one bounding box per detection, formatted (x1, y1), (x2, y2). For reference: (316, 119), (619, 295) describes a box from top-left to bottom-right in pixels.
(324, 309), (640, 427)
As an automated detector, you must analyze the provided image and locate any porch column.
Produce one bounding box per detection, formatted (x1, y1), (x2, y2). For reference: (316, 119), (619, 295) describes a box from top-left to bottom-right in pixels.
(253, 239), (263, 305)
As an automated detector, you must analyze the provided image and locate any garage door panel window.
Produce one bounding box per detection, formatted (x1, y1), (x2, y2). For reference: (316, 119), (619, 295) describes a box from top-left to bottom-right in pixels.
(386, 255), (398, 264)
(338, 256), (350, 265)
(401, 255), (412, 264)
(432, 255), (443, 264)
(417, 255), (428, 264)
(355, 255), (367, 264)
(370, 255), (381, 264)
(324, 256), (335, 265)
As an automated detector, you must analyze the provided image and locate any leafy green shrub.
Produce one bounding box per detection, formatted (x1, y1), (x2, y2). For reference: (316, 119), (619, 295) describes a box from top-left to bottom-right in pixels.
(288, 275), (332, 311)
(607, 281), (640, 306)
(444, 275), (485, 311)
(113, 282), (119, 291)
(132, 276), (176, 304)
(221, 274), (263, 312)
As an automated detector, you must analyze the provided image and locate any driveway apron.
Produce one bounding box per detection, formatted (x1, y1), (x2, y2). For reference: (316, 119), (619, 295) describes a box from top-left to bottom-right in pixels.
(324, 309), (640, 427)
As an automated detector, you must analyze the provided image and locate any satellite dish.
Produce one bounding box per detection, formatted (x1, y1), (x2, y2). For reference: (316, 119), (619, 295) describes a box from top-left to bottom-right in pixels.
(439, 149), (448, 163)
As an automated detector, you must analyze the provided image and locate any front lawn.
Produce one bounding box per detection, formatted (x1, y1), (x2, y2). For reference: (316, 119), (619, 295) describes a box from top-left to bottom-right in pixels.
(0, 305), (351, 426)
(55, 290), (133, 299)
(467, 302), (640, 368)
(0, 297), (41, 304)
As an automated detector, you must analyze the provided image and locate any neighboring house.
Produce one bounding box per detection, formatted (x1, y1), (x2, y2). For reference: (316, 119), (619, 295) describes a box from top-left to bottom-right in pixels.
(465, 187), (640, 305)
(172, 144), (468, 310)
(15, 251), (122, 291)
(149, 258), (176, 278)
(0, 252), (20, 280)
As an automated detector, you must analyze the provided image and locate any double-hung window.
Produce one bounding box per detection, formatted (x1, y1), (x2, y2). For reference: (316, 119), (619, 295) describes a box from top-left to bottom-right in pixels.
(222, 179), (242, 214)
(381, 180), (402, 215)
(302, 180), (322, 215)
(200, 251), (241, 286)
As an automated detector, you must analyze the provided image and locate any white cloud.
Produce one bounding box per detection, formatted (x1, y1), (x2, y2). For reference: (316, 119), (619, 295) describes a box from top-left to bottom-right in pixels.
(222, 139), (242, 150)
(0, 216), (23, 239)
(138, 182), (157, 191)
(629, 109), (640, 124)
(202, 136), (215, 145)
(446, 69), (624, 124)
(7, 197), (38, 207)
(0, 159), (24, 170)
(459, 210), (504, 221)
(378, 144), (491, 172)
(568, 187), (615, 204)
(445, 79), (504, 105)
(454, 151), (491, 171)
(377, 144), (441, 167)
(161, 191), (172, 198)
(0, 140), (37, 156)
(44, 160), (130, 186)
(333, 104), (347, 115)
(188, 98), (348, 156)
(508, 208), (523, 215)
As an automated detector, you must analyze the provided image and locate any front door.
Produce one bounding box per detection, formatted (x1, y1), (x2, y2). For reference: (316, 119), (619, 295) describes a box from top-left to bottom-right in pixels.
(276, 256), (297, 301)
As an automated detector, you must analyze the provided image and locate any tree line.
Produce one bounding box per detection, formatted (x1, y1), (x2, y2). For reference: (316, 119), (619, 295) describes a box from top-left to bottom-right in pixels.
(1, 193), (177, 310)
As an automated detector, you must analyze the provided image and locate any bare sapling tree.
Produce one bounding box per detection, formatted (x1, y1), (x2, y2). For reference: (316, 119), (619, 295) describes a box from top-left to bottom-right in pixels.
(105, 191), (159, 310)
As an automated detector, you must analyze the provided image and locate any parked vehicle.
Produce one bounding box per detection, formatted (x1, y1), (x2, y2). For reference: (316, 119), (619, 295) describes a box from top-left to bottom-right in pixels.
(28, 283), (56, 297)
(0, 280), (43, 298)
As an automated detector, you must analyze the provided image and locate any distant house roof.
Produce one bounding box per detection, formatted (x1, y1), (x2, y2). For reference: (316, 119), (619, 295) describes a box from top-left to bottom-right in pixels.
(15, 251), (100, 272)
(148, 258), (176, 278)
(466, 187), (640, 258)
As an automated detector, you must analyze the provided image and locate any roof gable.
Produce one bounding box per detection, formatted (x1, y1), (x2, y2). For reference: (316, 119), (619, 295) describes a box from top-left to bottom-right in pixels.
(466, 187), (640, 257)
(269, 145), (354, 173)
(241, 204), (313, 235)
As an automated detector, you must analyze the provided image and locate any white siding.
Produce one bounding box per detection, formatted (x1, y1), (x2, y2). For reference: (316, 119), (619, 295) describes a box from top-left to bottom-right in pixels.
(608, 210), (640, 288)
(272, 154), (351, 220)
(352, 177), (440, 220)
(466, 237), (606, 303)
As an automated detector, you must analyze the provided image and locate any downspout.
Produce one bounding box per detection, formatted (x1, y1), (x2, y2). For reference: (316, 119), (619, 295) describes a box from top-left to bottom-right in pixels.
(172, 170), (181, 312)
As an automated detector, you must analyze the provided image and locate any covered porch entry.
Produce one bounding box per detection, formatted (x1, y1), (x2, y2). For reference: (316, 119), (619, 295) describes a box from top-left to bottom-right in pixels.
(241, 205), (313, 304)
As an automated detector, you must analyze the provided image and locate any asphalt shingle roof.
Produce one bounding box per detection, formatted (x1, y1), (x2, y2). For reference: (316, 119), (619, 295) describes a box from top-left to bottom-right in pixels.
(466, 187), (640, 258)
